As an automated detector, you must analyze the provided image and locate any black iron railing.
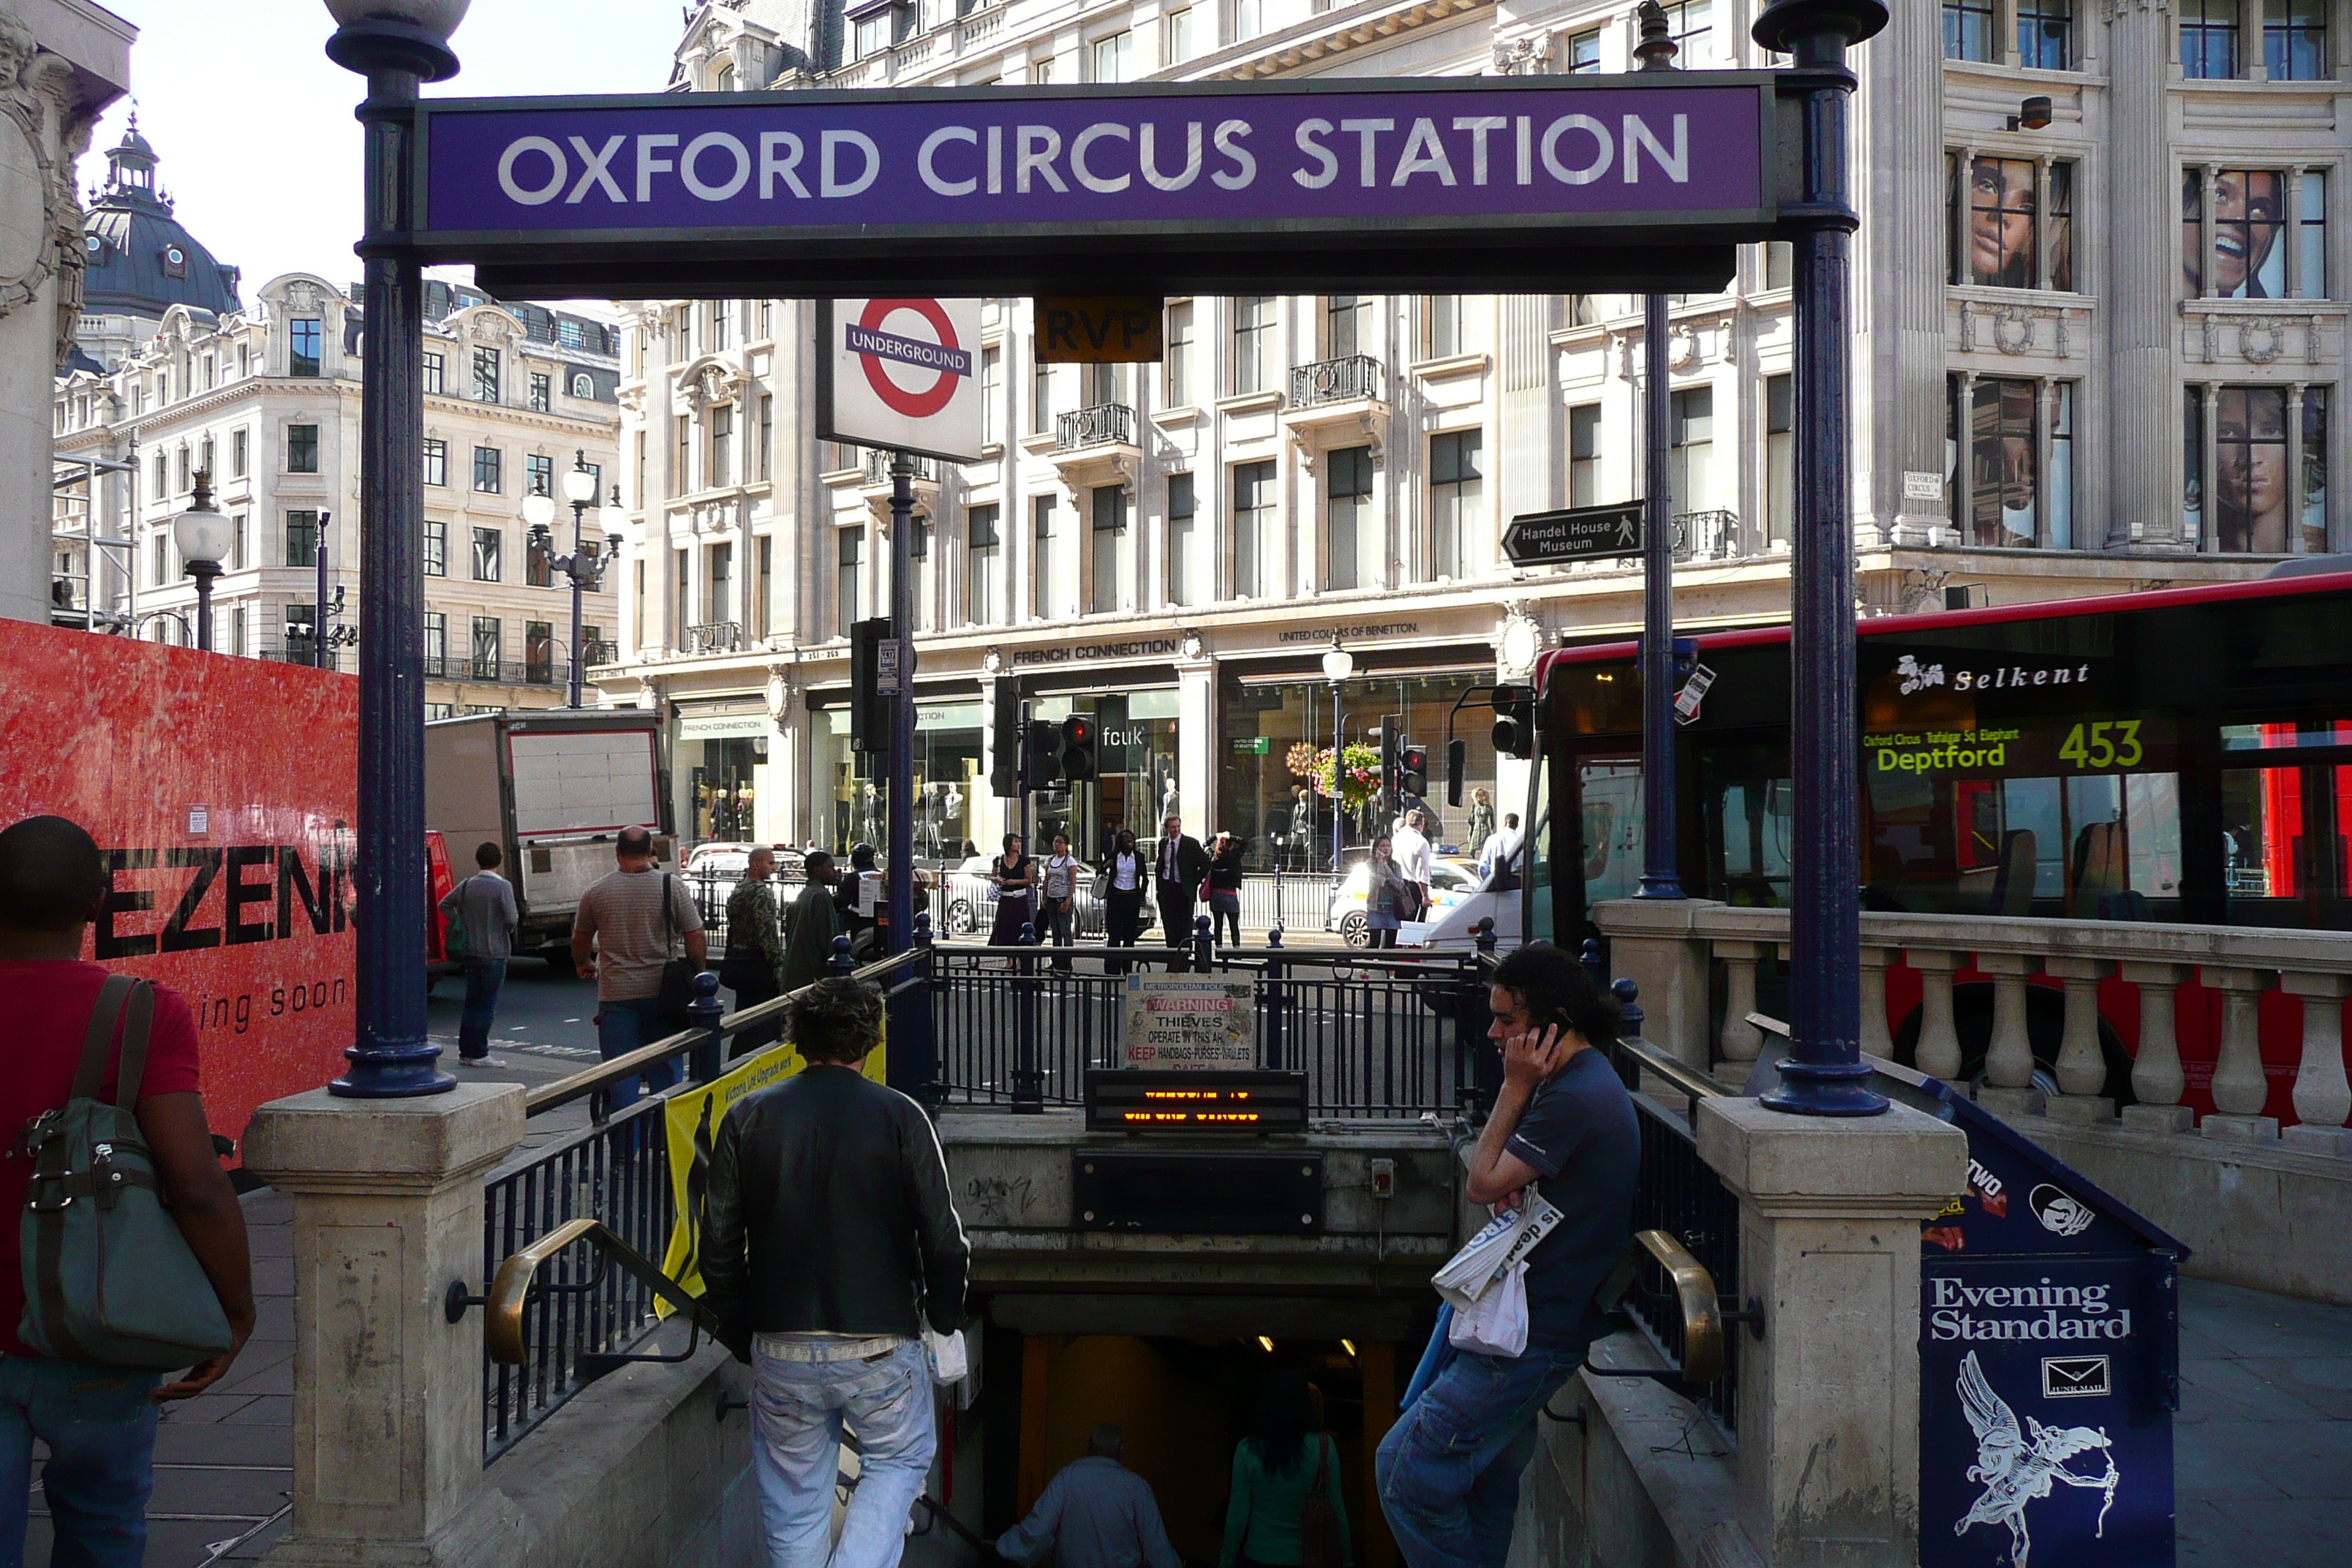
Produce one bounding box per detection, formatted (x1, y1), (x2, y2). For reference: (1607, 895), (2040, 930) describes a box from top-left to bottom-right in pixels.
(684, 620), (742, 655)
(1289, 354), (1385, 407)
(1055, 402), (1137, 451)
(861, 450), (941, 483)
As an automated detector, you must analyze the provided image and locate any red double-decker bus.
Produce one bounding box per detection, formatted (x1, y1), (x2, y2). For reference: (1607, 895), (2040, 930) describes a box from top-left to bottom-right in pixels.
(1523, 564), (2352, 1121)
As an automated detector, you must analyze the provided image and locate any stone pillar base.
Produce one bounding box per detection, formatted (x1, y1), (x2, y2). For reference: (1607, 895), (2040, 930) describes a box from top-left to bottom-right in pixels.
(2119, 1104), (2195, 1134)
(2280, 1123), (2352, 1158)
(1975, 1085), (2045, 1120)
(2042, 1095), (2115, 1126)
(2202, 1112), (2280, 1145)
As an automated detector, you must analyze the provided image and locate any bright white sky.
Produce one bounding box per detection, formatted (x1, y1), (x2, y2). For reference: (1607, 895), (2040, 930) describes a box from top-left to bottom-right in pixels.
(78, 0), (684, 311)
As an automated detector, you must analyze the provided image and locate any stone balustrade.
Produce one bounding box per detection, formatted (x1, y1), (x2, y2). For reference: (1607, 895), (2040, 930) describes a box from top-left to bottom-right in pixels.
(1596, 900), (2352, 1158)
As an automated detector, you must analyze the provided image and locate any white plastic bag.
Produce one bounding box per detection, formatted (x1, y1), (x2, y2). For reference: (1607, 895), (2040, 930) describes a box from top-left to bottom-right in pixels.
(1448, 1261), (1530, 1357)
(1431, 1190), (1562, 1310)
(924, 1327), (968, 1386)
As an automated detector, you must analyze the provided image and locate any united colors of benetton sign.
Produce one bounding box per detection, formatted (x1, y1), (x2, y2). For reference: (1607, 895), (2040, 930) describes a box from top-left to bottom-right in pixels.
(411, 78), (1780, 295)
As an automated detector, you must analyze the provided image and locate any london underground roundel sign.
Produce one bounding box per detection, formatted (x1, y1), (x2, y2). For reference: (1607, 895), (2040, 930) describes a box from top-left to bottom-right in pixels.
(817, 296), (984, 464)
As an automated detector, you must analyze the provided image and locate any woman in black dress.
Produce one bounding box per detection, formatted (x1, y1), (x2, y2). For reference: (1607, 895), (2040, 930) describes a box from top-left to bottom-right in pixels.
(987, 832), (1036, 946)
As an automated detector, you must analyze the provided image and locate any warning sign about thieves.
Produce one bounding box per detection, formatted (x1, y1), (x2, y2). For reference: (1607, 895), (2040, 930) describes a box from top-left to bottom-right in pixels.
(816, 296), (985, 464)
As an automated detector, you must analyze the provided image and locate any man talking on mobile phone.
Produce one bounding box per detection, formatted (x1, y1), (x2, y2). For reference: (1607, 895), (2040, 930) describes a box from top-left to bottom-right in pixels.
(1376, 943), (1640, 1568)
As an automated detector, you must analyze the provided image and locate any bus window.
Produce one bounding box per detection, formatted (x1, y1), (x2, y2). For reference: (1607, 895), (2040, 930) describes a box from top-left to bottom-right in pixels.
(1868, 768), (2184, 919)
(2221, 761), (2351, 927)
(1526, 756), (1553, 946)
(1712, 778), (1792, 906)
(1578, 760), (1644, 910)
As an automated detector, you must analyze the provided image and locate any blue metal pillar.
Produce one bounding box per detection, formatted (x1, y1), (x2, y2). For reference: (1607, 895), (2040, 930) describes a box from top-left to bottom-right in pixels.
(325, 10), (461, 1097)
(1755, 0), (1891, 1117)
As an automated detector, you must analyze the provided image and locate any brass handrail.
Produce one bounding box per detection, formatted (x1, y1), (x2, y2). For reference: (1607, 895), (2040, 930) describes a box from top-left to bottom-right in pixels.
(485, 1216), (725, 1365)
(1635, 1227), (1725, 1384)
(523, 946), (927, 1116)
(1613, 1033), (1727, 1105)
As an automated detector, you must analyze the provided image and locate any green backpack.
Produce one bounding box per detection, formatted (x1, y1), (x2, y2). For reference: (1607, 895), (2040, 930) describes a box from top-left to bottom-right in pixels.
(12, 975), (233, 1371)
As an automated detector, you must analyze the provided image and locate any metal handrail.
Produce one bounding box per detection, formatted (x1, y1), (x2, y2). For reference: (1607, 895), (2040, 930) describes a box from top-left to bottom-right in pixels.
(522, 946), (927, 1116)
(1637, 1228), (1724, 1384)
(484, 1216), (723, 1365)
(1613, 1032), (1727, 1107)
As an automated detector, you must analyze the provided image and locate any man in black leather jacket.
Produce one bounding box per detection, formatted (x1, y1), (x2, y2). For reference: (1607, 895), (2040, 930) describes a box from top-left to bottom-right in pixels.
(702, 976), (969, 1568)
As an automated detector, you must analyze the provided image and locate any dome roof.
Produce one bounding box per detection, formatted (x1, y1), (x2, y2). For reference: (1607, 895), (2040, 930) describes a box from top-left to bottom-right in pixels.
(81, 118), (240, 322)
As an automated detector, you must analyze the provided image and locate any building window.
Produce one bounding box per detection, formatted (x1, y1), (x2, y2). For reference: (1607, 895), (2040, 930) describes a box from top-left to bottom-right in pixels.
(529, 372), (551, 412)
(756, 393), (773, 480)
(1167, 472), (1196, 608)
(676, 413), (693, 489)
(1943, 0), (1995, 60)
(525, 621), (554, 684)
(707, 301), (731, 351)
(2183, 168), (2323, 299)
(981, 347), (1003, 445)
(230, 428), (248, 478)
(755, 533), (772, 638)
(1327, 445), (1375, 591)
(1230, 295), (1275, 396)
(1232, 459), (1276, 598)
(198, 437), (214, 481)
(527, 532), (552, 587)
(2269, 0), (2327, 78)
(1663, 0), (1712, 63)
(1166, 302), (1194, 405)
(1425, 296), (1471, 358)
(290, 318), (322, 377)
(1325, 295), (1373, 360)
(525, 452), (553, 497)
(1949, 376), (2076, 547)
(423, 437), (447, 487)
(238, 343), (252, 378)
(473, 526), (502, 582)
(837, 527), (863, 638)
(1429, 430), (1484, 581)
(176, 446), (190, 492)
(2180, 0), (2241, 78)
(1565, 27), (1601, 71)
(1668, 388), (1715, 516)
(1165, 6), (1194, 62)
(709, 404), (734, 489)
(153, 452), (165, 494)
(1092, 29), (1133, 81)
(706, 541), (733, 622)
(424, 519), (447, 577)
(1032, 496), (1057, 618)
(1032, 355), (1055, 434)
(2190, 385), (2329, 553)
(471, 346), (500, 403)
(674, 547), (689, 644)
(2017, 0), (2072, 68)
(230, 513), (247, 570)
(423, 351), (444, 395)
(757, 300), (773, 339)
(284, 424), (319, 474)
(1950, 154), (2075, 291)
(1765, 375), (1795, 545)
(1569, 405), (1602, 508)
(423, 611), (445, 671)
(569, 372), (592, 398)
(968, 503), (1000, 625)
(285, 510), (320, 568)
(285, 604), (317, 664)
(1089, 485), (1128, 614)
(471, 617), (501, 679)
(473, 445), (502, 493)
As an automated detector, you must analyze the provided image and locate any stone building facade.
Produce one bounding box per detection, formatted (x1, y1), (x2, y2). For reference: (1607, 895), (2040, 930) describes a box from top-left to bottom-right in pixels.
(55, 271), (623, 717)
(600, 0), (2337, 864)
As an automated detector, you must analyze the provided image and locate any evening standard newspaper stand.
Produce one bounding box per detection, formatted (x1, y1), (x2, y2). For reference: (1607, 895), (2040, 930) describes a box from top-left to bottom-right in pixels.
(1870, 1058), (2189, 1568)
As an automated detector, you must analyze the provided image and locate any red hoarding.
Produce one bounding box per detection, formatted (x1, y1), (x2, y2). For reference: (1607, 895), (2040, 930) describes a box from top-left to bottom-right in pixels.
(0, 620), (356, 1149)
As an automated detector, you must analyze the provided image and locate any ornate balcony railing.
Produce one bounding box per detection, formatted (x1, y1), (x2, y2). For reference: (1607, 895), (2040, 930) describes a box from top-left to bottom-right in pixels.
(1672, 510), (1744, 562)
(861, 450), (940, 484)
(685, 620), (742, 655)
(1055, 402), (1137, 451)
(1289, 355), (1385, 409)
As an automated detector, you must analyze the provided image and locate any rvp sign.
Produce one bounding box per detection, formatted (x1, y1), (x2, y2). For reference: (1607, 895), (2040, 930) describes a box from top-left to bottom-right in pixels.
(1036, 297), (1162, 363)
(815, 297), (984, 463)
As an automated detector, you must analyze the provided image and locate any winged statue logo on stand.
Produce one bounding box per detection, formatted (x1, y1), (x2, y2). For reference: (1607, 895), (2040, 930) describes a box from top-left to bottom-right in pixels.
(1953, 1349), (2121, 1568)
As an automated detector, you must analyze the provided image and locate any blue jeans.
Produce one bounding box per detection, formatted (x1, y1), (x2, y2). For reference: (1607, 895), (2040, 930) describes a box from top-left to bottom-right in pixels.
(751, 1340), (935, 1568)
(1376, 1344), (1586, 1568)
(459, 958), (508, 1059)
(595, 995), (682, 1112)
(1, 1354), (161, 1568)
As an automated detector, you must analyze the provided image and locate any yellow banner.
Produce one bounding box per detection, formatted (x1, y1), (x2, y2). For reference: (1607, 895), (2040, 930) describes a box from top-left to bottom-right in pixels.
(659, 1026), (888, 1307)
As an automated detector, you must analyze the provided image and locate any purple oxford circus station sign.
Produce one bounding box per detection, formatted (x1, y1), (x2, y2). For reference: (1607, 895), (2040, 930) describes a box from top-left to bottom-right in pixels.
(412, 78), (1785, 297)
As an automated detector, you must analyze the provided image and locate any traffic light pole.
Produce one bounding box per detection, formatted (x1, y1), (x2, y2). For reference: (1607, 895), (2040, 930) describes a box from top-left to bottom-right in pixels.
(886, 453), (930, 1094)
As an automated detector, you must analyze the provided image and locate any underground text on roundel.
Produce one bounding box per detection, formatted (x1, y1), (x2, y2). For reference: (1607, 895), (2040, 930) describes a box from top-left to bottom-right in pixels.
(426, 85), (1765, 233)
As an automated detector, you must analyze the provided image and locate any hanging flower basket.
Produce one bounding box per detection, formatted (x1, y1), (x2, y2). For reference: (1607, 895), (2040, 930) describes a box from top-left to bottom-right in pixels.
(1289, 742), (1382, 810)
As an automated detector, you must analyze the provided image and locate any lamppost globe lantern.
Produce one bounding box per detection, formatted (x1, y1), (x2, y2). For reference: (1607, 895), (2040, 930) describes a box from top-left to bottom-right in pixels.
(171, 502), (233, 569)
(323, 0), (469, 79)
(1749, 0), (1887, 53)
(600, 501), (630, 537)
(562, 457), (599, 507)
(521, 491), (558, 529)
(1320, 645), (1354, 684)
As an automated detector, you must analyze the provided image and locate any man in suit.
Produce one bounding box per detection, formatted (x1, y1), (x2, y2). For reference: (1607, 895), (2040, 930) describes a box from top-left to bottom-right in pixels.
(1151, 813), (1210, 973)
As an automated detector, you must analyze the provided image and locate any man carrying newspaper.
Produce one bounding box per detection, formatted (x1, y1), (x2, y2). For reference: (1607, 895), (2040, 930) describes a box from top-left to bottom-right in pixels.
(1376, 944), (1640, 1568)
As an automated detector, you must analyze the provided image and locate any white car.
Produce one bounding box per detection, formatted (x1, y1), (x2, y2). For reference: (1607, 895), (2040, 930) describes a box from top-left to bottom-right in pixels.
(679, 843), (809, 928)
(940, 854), (1147, 939)
(1328, 856), (1482, 946)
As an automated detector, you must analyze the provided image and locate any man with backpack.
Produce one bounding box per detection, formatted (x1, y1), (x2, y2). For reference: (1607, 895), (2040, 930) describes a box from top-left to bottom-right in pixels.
(0, 815), (255, 1567)
(571, 826), (708, 1112)
(439, 840), (519, 1067)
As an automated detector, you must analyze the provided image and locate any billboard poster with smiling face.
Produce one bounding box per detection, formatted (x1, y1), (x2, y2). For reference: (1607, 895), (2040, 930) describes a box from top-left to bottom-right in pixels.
(815, 296), (986, 464)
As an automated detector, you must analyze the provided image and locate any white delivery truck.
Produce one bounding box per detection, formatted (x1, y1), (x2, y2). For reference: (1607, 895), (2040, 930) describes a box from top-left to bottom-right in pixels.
(424, 709), (671, 963)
